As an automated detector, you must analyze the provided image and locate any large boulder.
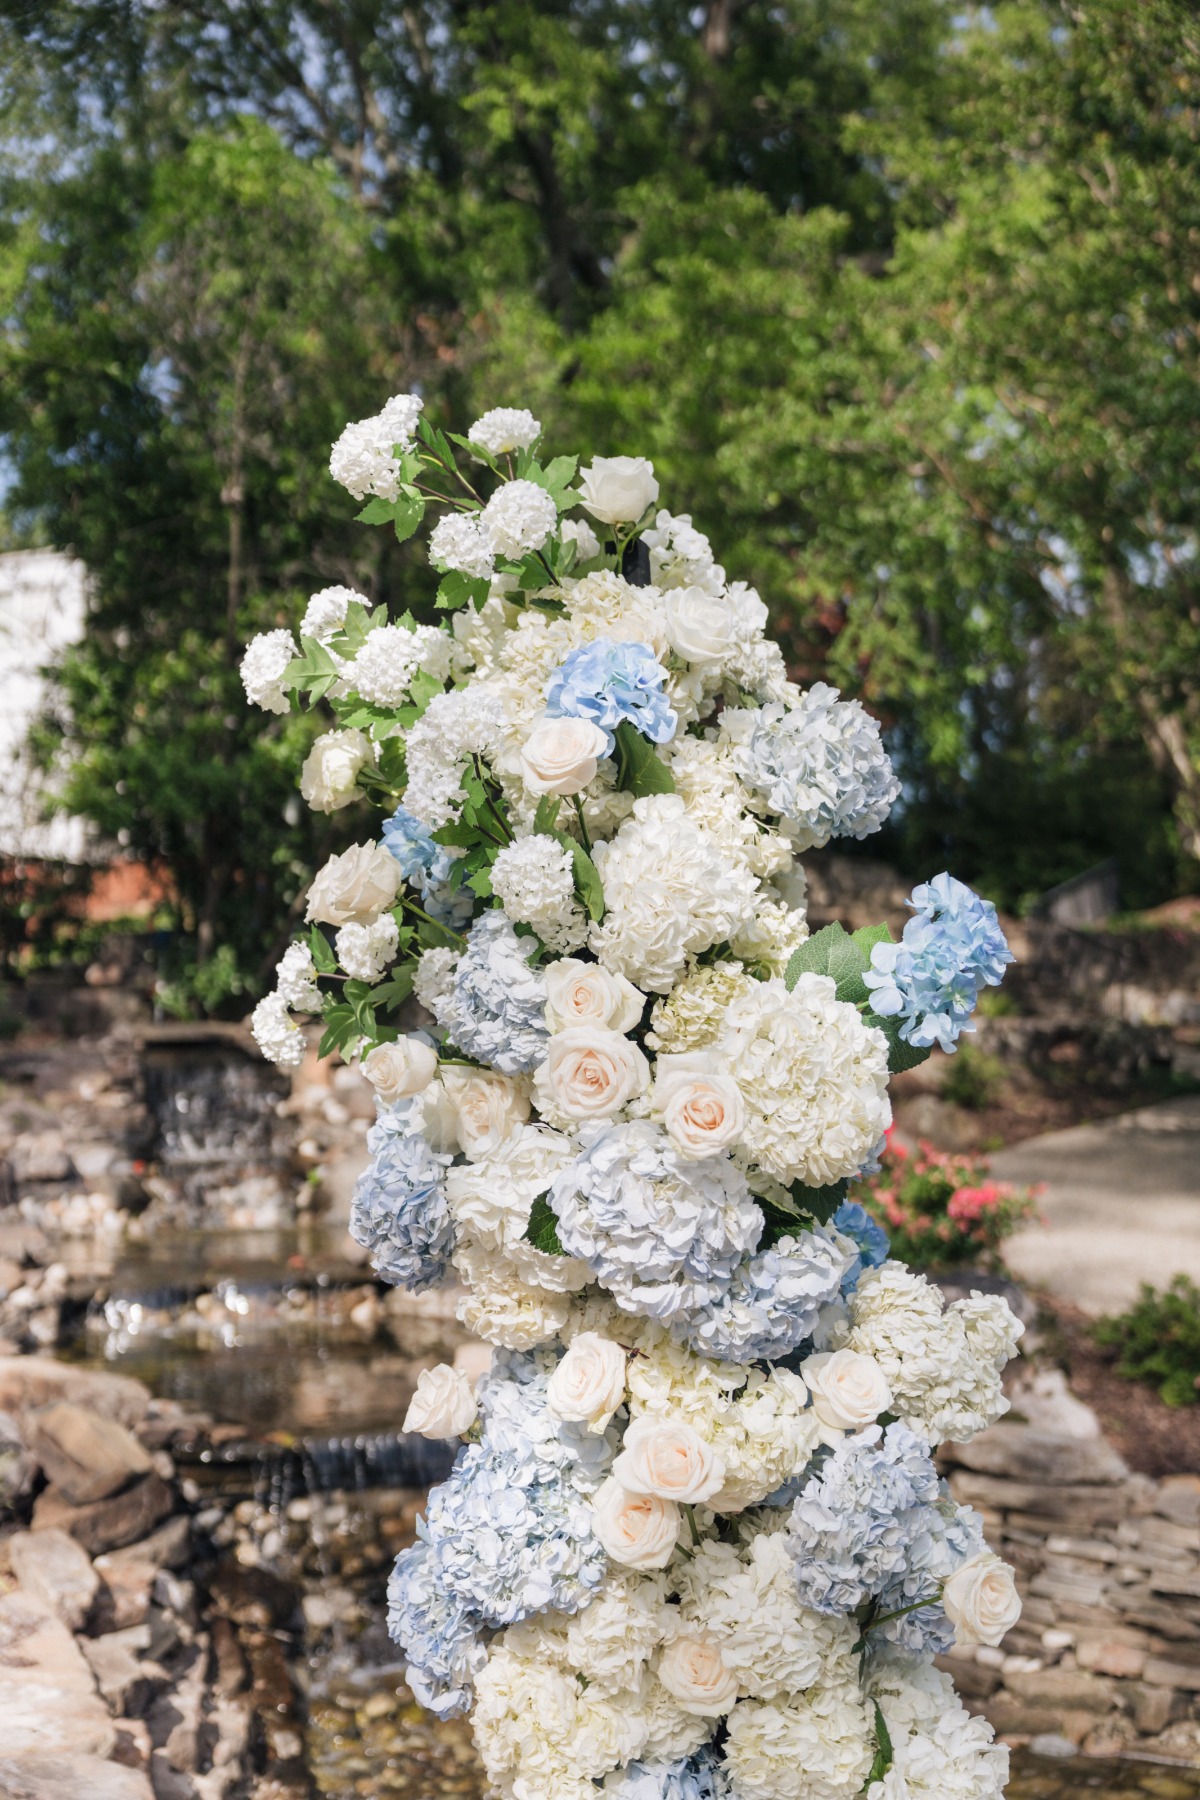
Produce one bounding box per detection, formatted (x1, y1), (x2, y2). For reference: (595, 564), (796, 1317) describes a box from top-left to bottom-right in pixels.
(0, 1590), (115, 1758)
(0, 1751), (153, 1799)
(29, 1403), (152, 1505)
(0, 1358), (149, 1429)
(9, 1528), (99, 1631)
(33, 1473), (174, 1556)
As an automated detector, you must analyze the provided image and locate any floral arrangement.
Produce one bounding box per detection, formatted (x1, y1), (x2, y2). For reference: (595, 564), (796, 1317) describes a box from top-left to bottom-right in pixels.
(243, 396), (1023, 1800)
(851, 1133), (1041, 1273)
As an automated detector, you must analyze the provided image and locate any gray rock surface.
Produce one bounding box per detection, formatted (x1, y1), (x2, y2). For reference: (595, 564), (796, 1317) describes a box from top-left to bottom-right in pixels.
(0, 1356), (150, 1426)
(0, 1751), (154, 1800)
(33, 1472), (174, 1555)
(9, 1527), (100, 1631)
(30, 1401), (152, 1503)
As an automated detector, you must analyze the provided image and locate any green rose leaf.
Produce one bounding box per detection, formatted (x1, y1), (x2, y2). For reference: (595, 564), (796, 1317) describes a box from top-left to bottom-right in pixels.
(613, 720), (675, 797)
(308, 926), (336, 974)
(866, 1011), (933, 1073)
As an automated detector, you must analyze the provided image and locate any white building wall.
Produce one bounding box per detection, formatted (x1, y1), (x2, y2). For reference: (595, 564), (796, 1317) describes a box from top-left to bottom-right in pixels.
(0, 548), (91, 861)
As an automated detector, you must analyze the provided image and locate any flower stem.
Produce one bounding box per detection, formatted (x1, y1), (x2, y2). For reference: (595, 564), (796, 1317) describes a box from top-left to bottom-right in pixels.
(572, 795), (592, 854)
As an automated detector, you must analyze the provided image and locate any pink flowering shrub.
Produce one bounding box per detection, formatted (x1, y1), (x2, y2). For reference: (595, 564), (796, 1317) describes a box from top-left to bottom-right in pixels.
(852, 1131), (1041, 1271)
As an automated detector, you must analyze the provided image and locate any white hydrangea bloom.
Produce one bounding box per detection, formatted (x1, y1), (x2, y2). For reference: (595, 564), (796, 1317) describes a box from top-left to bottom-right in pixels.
(867, 1652), (1009, 1799)
(645, 961), (756, 1053)
(490, 834), (587, 950)
(335, 913), (399, 983)
(667, 735), (792, 881)
(468, 407), (541, 456)
(240, 629), (297, 714)
(716, 973), (891, 1187)
(453, 1239), (576, 1349)
(730, 892), (811, 977)
(726, 683), (900, 850)
(507, 1570), (672, 1698)
(413, 945), (459, 1013)
(724, 1683), (875, 1800)
(404, 685), (507, 826)
(481, 479), (559, 559)
(589, 795), (759, 994)
(446, 1125), (579, 1267)
(846, 1264), (1024, 1444)
(429, 512), (497, 580)
(329, 392), (423, 502)
(643, 510), (725, 596)
(561, 517), (602, 561)
(274, 942), (321, 1011)
(250, 992), (306, 1069)
(301, 585), (360, 643)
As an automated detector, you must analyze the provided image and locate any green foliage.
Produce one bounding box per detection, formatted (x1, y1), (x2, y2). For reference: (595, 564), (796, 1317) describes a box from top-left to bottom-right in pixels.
(525, 1195), (565, 1258)
(1094, 1277), (1200, 1409)
(940, 1044), (1005, 1113)
(612, 721), (676, 798)
(785, 920), (932, 1075)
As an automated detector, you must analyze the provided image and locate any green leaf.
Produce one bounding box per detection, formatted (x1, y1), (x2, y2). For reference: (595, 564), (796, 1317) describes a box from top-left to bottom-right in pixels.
(613, 720), (675, 796)
(525, 1195), (564, 1256)
(533, 796), (562, 835)
(436, 570), (491, 612)
(784, 919), (885, 1007)
(431, 821), (479, 848)
(526, 454), (578, 507)
(408, 668), (443, 717)
(355, 498), (395, 525)
(371, 965), (415, 1012)
(565, 837), (605, 922)
(787, 1178), (849, 1224)
(308, 927), (336, 974)
(467, 867), (494, 898)
(852, 922), (893, 955)
(393, 492), (426, 543)
(863, 1703), (894, 1788)
(866, 1011), (933, 1074)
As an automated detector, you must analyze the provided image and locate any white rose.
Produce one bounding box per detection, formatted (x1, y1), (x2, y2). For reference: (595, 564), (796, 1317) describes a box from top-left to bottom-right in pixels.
(305, 843), (403, 927)
(652, 1051), (745, 1161)
(611, 1416), (724, 1504)
(519, 716), (611, 797)
(546, 1333), (627, 1431)
(362, 1038), (438, 1103)
(298, 728), (373, 813)
(441, 1067), (530, 1159)
(801, 1349), (892, 1431)
(403, 1364), (478, 1439)
(537, 1026), (650, 1121)
(561, 517), (601, 561)
(577, 455), (660, 526)
(591, 1477), (680, 1570)
(662, 586), (737, 666)
(543, 959), (645, 1034)
(656, 1633), (739, 1716)
(942, 1553), (1023, 1647)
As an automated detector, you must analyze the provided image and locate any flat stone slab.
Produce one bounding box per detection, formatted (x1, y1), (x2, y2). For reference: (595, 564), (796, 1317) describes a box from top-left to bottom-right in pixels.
(994, 1095), (1200, 1314)
(0, 1590), (114, 1758)
(29, 1402), (152, 1504)
(33, 1473), (174, 1556)
(9, 1528), (99, 1631)
(0, 1752), (153, 1799)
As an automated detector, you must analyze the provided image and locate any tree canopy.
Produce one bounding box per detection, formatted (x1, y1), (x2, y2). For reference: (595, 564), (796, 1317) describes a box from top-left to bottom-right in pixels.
(2, 0), (1196, 1004)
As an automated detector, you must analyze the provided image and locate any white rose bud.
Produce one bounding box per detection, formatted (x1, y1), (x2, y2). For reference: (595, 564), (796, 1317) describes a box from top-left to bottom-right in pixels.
(577, 455), (660, 526)
(441, 1066), (530, 1159)
(591, 1477), (680, 1570)
(662, 586), (737, 666)
(656, 1633), (739, 1716)
(537, 1026), (650, 1121)
(546, 1333), (627, 1432)
(942, 1552), (1023, 1648)
(298, 728), (374, 813)
(801, 1349), (893, 1432)
(305, 843), (403, 928)
(403, 1365), (478, 1440)
(652, 1051), (745, 1161)
(543, 959), (645, 1034)
(519, 716), (611, 797)
(611, 1415), (724, 1504)
(362, 1038), (438, 1104)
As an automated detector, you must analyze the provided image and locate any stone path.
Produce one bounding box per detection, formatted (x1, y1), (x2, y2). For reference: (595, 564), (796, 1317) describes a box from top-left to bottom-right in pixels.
(993, 1095), (1200, 1315)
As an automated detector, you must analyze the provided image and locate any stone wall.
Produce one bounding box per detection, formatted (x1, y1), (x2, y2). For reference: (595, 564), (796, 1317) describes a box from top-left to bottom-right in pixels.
(937, 1420), (1200, 1763)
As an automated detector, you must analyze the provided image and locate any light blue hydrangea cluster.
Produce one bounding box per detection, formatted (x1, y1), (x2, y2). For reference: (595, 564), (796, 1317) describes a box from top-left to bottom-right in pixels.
(545, 638), (677, 752)
(348, 1117), (454, 1290)
(787, 1421), (946, 1615)
(388, 1350), (611, 1716)
(871, 1499), (987, 1655)
(602, 1750), (728, 1799)
(674, 1225), (855, 1362)
(381, 803), (473, 929)
(864, 872), (1014, 1054)
(549, 1121), (762, 1324)
(731, 682), (900, 850)
(831, 1200), (891, 1296)
(431, 910), (549, 1073)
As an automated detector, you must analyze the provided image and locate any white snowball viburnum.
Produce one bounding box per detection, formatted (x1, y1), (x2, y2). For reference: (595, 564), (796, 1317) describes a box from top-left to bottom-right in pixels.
(299, 728), (373, 812)
(481, 479), (559, 559)
(429, 512), (497, 579)
(329, 392), (423, 502)
(489, 834), (585, 950)
(250, 992), (306, 1069)
(301, 584), (360, 642)
(240, 629), (296, 713)
(469, 408), (541, 457)
(335, 913), (400, 983)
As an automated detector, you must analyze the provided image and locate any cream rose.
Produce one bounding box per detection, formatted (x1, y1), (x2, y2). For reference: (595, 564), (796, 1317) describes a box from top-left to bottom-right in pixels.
(611, 1416), (724, 1504)
(536, 1026), (649, 1121)
(801, 1349), (892, 1432)
(546, 1333), (627, 1432)
(656, 1633), (739, 1716)
(441, 1067), (530, 1159)
(577, 456), (659, 526)
(519, 715), (611, 797)
(543, 959), (645, 1034)
(305, 843), (403, 927)
(298, 728), (373, 813)
(403, 1364), (478, 1439)
(591, 1477), (680, 1570)
(662, 586), (737, 666)
(652, 1051), (745, 1161)
(362, 1037), (438, 1104)
(942, 1553), (1023, 1647)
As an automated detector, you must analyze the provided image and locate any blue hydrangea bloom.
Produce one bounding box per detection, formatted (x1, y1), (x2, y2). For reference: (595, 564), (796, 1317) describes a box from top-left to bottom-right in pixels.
(730, 683), (899, 850)
(386, 1538), (485, 1717)
(382, 805), (474, 929)
(602, 1749), (728, 1799)
(831, 1201), (891, 1296)
(382, 805), (439, 878)
(871, 1500), (987, 1655)
(349, 1128), (455, 1290)
(864, 872), (1014, 1054)
(675, 1226), (855, 1362)
(787, 1421), (946, 1615)
(431, 910), (549, 1073)
(545, 638), (677, 752)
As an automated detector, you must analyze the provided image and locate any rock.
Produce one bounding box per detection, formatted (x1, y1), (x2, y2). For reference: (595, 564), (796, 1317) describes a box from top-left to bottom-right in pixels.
(0, 1590), (115, 1757)
(941, 1422), (1127, 1486)
(1026, 1734), (1079, 1758)
(1144, 1652), (1200, 1692)
(30, 1402), (153, 1504)
(10, 1132), (73, 1183)
(1156, 1475), (1200, 1528)
(1130, 1682), (1175, 1734)
(948, 1470), (1130, 1525)
(206, 1562), (298, 1631)
(33, 1473), (174, 1555)
(0, 1259), (22, 1299)
(103, 1515), (191, 1574)
(9, 1528), (99, 1631)
(0, 1357), (149, 1427)
(94, 1557), (157, 1631)
(1004, 1666), (1118, 1712)
(0, 1410), (35, 1506)
(0, 1750), (154, 1799)
(82, 1629), (166, 1716)
(148, 1752), (197, 1799)
(1074, 1638), (1147, 1678)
